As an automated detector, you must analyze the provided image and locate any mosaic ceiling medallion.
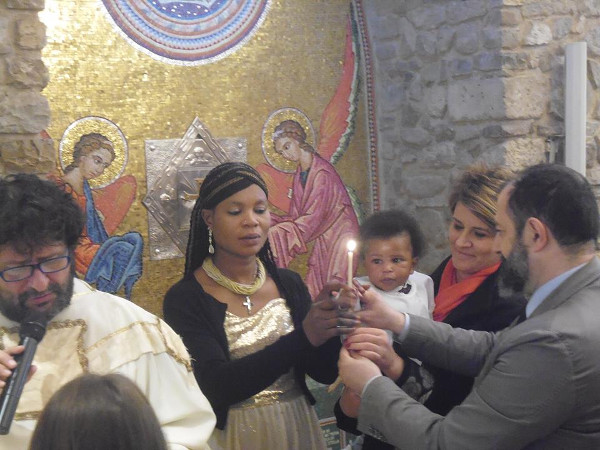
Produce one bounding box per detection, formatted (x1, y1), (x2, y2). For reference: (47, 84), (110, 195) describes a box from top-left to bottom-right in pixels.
(100, 0), (271, 65)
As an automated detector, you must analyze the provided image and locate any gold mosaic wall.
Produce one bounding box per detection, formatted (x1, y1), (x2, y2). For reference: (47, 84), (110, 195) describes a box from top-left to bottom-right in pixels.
(40, 0), (370, 316)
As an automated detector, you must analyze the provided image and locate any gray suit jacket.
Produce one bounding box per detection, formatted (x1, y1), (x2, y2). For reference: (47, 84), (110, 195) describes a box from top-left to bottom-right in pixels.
(358, 257), (600, 449)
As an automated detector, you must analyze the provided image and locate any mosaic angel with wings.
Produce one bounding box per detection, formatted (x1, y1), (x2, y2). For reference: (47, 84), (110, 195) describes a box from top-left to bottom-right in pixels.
(258, 19), (362, 298)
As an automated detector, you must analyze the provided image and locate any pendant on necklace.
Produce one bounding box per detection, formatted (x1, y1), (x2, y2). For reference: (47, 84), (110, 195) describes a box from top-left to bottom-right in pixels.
(243, 296), (253, 315)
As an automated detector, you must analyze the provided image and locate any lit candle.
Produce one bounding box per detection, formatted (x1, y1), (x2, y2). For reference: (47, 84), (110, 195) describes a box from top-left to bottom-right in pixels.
(346, 239), (356, 287)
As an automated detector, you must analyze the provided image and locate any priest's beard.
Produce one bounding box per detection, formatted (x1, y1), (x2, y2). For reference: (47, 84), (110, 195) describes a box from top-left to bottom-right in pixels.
(498, 239), (533, 299)
(0, 269), (73, 323)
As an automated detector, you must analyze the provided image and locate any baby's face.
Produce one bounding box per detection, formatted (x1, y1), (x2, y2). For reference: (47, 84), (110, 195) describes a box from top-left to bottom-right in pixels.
(363, 233), (416, 292)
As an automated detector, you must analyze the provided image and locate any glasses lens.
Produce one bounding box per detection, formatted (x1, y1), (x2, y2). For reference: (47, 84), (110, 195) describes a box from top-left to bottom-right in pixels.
(2, 266), (32, 282)
(40, 256), (70, 273)
(0, 256), (70, 282)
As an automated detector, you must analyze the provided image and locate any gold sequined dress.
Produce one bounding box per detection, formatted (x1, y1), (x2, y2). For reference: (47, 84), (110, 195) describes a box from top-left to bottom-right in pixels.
(209, 299), (327, 450)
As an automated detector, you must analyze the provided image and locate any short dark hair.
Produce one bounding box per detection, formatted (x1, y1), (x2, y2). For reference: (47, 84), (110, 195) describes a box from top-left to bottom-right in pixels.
(29, 373), (168, 450)
(0, 173), (83, 254)
(359, 210), (425, 259)
(508, 164), (599, 249)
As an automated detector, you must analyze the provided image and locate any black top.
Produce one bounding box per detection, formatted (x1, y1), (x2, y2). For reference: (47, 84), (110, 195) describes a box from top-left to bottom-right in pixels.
(163, 267), (340, 429)
(335, 256), (526, 449)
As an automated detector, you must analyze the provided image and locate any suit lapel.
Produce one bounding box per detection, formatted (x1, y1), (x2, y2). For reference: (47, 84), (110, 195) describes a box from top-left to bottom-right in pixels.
(475, 257), (600, 387)
(529, 257), (600, 319)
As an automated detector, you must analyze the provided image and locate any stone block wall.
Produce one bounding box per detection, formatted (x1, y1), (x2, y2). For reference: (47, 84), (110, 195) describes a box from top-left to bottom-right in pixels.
(0, 0), (53, 175)
(363, 0), (600, 271)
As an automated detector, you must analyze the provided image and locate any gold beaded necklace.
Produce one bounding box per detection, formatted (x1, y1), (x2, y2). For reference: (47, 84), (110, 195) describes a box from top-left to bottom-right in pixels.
(202, 257), (266, 314)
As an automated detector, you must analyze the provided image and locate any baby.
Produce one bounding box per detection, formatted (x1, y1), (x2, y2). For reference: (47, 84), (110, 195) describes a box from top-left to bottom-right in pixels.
(355, 209), (434, 320)
(336, 210), (434, 450)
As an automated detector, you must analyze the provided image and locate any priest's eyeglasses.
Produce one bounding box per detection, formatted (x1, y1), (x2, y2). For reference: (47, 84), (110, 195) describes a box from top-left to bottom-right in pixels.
(0, 255), (71, 282)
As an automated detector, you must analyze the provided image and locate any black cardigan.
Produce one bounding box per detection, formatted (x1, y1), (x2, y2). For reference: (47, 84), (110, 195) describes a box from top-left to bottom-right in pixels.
(335, 257), (526, 448)
(163, 268), (340, 429)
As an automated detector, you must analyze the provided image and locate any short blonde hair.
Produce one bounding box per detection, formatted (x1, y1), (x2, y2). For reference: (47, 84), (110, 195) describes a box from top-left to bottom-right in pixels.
(448, 164), (514, 230)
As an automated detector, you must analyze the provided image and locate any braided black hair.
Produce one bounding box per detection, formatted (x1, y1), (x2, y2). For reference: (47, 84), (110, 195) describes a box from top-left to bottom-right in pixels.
(184, 162), (291, 297)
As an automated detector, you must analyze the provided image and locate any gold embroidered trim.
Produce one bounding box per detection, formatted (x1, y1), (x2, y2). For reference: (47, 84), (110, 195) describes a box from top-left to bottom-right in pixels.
(16, 410), (41, 420)
(157, 318), (193, 372)
(1, 320), (88, 371)
(87, 317), (192, 372)
(49, 319), (89, 370)
(87, 319), (151, 351)
(3, 314), (193, 423)
(11, 319), (88, 421)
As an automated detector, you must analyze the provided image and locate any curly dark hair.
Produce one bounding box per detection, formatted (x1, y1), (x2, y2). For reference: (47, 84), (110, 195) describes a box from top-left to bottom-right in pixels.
(0, 173), (84, 254)
(359, 209), (426, 259)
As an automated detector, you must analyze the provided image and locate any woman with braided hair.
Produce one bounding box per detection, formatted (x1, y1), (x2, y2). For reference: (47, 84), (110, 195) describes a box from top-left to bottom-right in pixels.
(163, 162), (358, 449)
(269, 119), (359, 299)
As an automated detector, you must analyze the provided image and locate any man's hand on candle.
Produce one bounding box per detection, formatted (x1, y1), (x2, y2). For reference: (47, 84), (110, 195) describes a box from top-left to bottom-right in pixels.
(344, 328), (405, 381)
(338, 347), (381, 395)
(354, 282), (406, 335)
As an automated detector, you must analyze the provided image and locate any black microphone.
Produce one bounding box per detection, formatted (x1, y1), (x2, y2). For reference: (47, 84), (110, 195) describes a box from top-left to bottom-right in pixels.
(0, 311), (49, 435)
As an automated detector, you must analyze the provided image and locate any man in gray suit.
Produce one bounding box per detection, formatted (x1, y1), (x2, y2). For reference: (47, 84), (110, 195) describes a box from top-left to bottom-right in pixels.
(339, 163), (600, 449)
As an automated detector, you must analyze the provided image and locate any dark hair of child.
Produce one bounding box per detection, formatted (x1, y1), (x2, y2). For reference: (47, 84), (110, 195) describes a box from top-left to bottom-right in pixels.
(358, 210), (426, 259)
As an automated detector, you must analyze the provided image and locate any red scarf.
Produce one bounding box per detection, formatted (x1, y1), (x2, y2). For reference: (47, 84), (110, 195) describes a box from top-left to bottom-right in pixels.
(432, 259), (501, 322)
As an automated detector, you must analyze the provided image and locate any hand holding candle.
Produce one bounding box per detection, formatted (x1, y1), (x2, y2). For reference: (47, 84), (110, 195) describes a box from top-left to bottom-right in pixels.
(329, 239), (357, 393)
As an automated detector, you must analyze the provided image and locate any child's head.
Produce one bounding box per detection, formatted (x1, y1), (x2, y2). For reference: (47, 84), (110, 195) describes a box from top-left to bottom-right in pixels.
(359, 210), (425, 292)
(29, 373), (168, 450)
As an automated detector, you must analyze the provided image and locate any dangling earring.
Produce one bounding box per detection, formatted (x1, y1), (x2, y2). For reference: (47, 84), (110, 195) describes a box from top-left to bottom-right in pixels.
(208, 228), (215, 254)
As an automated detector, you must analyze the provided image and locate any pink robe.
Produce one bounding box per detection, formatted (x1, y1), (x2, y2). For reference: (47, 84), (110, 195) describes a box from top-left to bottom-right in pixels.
(269, 155), (359, 298)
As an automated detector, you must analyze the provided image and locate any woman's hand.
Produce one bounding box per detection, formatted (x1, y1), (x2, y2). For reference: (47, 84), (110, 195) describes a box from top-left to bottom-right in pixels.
(303, 281), (360, 347)
(344, 328), (405, 381)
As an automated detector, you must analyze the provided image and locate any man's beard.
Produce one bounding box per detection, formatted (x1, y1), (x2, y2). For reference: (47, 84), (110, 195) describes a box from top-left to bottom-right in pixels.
(498, 239), (533, 299)
(0, 273), (73, 323)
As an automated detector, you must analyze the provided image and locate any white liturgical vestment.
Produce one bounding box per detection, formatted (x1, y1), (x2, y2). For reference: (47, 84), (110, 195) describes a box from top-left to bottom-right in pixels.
(0, 278), (216, 449)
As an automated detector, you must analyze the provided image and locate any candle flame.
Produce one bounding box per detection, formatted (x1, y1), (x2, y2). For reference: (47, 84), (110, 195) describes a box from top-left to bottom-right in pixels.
(347, 239), (357, 252)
